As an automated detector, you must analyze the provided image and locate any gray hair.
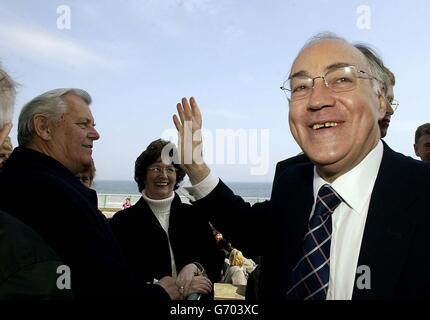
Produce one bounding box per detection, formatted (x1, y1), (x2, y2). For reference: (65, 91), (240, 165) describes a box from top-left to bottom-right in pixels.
(297, 33), (387, 94)
(18, 88), (92, 146)
(354, 43), (393, 95)
(301, 31), (348, 50)
(0, 65), (16, 128)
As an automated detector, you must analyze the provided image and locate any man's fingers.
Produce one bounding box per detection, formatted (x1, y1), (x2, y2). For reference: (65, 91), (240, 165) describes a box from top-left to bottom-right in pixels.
(181, 97), (193, 121)
(176, 103), (185, 124)
(189, 97), (202, 124)
(172, 115), (183, 133)
(175, 97), (201, 129)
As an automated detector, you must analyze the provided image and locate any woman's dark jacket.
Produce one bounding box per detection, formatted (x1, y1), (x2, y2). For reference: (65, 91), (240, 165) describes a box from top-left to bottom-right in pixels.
(110, 194), (224, 284)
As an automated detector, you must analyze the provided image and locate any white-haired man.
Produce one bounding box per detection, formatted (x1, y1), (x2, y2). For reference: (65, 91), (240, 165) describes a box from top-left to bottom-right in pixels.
(0, 65), (70, 299)
(0, 87), (179, 300)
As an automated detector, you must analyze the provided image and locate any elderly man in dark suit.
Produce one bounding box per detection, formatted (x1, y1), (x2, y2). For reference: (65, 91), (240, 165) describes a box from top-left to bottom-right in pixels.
(272, 43), (397, 188)
(0, 88), (179, 299)
(0, 65), (70, 299)
(172, 33), (430, 300)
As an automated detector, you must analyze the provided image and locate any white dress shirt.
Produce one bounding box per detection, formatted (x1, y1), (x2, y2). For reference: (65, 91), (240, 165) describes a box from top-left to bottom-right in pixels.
(183, 141), (383, 300)
(313, 141), (383, 299)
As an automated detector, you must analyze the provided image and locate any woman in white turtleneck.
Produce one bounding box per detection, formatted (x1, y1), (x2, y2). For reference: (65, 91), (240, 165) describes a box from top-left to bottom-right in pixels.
(110, 139), (224, 300)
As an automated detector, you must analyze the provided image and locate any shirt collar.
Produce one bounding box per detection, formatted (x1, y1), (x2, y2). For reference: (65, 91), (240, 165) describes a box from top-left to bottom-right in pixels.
(313, 141), (383, 214)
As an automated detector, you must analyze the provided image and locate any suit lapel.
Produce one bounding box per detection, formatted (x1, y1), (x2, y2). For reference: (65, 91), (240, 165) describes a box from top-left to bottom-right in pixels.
(353, 143), (419, 299)
(274, 162), (315, 282)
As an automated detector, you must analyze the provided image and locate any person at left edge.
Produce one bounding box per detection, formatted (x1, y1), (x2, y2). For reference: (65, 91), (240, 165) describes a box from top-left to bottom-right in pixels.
(0, 65), (71, 299)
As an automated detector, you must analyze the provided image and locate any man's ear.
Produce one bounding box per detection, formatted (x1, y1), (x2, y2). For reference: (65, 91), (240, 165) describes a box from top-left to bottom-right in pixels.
(377, 92), (387, 120)
(414, 143), (419, 157)
(33, 115), (53, 141)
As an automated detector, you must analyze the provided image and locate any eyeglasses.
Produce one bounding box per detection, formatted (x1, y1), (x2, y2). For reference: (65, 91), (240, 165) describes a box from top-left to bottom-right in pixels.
(147, 166), (177, 175)
(390, 99), (399, 112)
(280, 65), (382, 101)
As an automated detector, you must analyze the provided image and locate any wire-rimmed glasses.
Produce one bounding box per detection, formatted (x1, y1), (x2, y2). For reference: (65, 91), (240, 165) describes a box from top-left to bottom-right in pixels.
(280, 65), (382, 101)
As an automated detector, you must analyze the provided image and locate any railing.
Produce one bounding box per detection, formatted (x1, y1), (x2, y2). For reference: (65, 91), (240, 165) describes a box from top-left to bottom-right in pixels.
(97, 193), (270, 212)
(97, 193), (141, 211)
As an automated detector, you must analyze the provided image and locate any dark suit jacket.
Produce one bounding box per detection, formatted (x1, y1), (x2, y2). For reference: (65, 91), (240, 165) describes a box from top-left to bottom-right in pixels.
(110, 195), (224, 284)
(192, 142), (430, 299)
(0, 147), (168, 300)
(272, 153), (309, 193)
(0, 210), (72, 299)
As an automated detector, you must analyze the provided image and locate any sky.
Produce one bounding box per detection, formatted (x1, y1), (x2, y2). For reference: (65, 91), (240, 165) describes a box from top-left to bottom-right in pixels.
(1, 0), (429, 182)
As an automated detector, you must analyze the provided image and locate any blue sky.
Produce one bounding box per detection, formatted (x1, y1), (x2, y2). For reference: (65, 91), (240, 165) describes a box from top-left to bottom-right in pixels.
(1, 0), (429, 182)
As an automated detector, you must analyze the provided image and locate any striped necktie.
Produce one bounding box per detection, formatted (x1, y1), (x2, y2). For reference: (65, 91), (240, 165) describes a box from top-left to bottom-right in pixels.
(287, 184), (342, 300)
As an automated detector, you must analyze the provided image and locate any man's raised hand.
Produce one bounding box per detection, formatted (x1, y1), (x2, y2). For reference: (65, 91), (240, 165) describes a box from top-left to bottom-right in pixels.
(172, 97), (209, 184)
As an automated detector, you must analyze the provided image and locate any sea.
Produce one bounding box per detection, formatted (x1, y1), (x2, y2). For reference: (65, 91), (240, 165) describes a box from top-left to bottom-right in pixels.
(94, 180), (273, 198)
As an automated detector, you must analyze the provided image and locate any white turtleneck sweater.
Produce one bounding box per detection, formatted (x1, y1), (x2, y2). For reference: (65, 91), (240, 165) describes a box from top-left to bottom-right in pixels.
(142, 191), (178, 278)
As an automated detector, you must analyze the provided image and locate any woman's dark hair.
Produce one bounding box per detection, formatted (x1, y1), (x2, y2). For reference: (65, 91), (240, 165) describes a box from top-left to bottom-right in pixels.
(134, 139), (186, 192)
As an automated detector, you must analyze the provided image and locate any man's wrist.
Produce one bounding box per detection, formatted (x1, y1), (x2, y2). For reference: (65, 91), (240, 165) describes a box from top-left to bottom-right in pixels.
(184, 163), (210, 185)
(182, 173), (218, 201)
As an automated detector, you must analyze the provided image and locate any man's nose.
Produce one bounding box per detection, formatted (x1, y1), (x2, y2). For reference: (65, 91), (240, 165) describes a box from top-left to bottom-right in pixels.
(386, 102), (394, 116)
(307, 78), (335, 110)
(88, 127), (100, 140)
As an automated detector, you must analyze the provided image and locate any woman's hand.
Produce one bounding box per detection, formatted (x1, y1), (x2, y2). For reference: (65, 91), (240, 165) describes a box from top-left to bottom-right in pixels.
(185, 275), (212, 298)
(176, 263), (212, 299)
(157, 276), (181, 300)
